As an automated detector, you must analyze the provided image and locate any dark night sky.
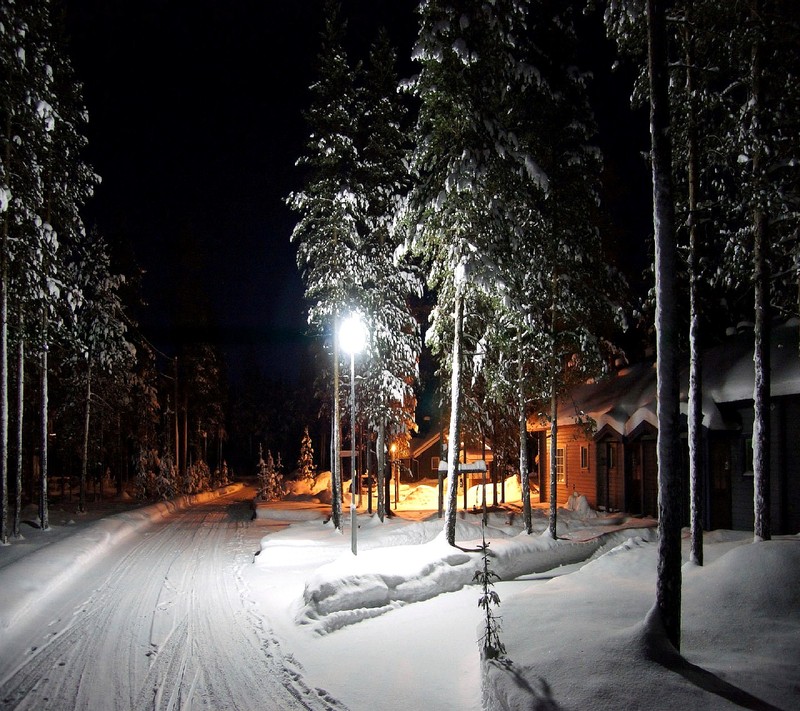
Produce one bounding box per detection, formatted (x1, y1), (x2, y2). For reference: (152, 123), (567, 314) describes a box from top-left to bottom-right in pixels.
(64, 1), (650, 385)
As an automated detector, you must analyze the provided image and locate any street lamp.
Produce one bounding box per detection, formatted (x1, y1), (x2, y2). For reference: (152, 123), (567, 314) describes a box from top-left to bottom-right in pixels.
(339, 313), (368, 555)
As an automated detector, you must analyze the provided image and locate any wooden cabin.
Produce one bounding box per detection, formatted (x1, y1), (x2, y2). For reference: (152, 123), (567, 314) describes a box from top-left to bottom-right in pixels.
(530, 320), (800, 534)
(402, 432), (494, 482)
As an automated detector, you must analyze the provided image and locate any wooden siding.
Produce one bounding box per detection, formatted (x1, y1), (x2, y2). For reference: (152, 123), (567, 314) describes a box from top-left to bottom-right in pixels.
(781, 397), (800, 534)
(537, 425), (598, 507)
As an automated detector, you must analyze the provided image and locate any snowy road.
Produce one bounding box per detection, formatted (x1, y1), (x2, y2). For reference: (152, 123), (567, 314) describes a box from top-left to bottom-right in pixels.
(0, 486), (344, 711)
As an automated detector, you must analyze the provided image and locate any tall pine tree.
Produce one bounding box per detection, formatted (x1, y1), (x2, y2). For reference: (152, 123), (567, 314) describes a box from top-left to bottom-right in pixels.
(406, 0), (542, 546)
(288, 3), (363, 531)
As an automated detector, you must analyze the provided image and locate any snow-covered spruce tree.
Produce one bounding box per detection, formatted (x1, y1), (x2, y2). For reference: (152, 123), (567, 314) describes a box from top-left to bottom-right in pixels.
(257, 447), (283, 502)
(180, 341), (225, 473)
(475, 522), (505, 660)
(1, 0), (52, 540)
(288, 3), (364, 532)
(356, 30), (422, 522)
(122, 342), (163, 497)
(479, 310), (551, 532)
(6, 1), (96, 532)
(185, 459), (210, 495)
(406, 0), (543, 547)
(256, 444), (267, 496)
(155, 452), (177, 501)
(495, 0), (618, 540)
(64, 229), (133, 512)
(298, 426), (316, 485)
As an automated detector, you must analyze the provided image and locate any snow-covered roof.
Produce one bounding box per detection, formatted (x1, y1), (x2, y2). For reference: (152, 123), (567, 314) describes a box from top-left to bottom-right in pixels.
(701, 319), (800, 404)
(535, 320), (800, 436)
(408, 433), (441, 458)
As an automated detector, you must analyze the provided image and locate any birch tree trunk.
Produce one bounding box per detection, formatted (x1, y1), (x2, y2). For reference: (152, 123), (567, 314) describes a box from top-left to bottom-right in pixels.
(39, 309), (50, 531)
(0, 223), (7, 545)
(548, 385), (558, 540)
(376, 420), (386, 522)
(753, 210), (770, 542)
(749, 0), (771, 543)
(548, 272), (559, 541)
(444, 282), (464, 547)
(648, 0), (682, 651)
(331, 324), (342, 531)
(685, 14), (704, 566)
(80, 358), (92, 513)
(13, 326), (23, 538)
(518, 341), (532, 534)
(1, 117), (10, 545)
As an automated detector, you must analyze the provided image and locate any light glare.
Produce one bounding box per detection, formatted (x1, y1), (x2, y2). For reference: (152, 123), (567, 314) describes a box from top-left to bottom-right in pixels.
(339, 314), (368, 355)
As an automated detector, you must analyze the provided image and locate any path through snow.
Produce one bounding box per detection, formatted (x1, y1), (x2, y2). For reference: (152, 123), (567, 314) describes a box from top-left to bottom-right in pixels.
(0, 486), (342, 711)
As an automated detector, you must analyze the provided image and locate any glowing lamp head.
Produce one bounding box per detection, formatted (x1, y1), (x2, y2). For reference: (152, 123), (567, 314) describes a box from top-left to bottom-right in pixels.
(339, 313), (368, 355)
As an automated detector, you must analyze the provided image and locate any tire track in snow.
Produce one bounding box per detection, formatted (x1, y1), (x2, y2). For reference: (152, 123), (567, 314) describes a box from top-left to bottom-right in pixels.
(0, 487), (344, 711)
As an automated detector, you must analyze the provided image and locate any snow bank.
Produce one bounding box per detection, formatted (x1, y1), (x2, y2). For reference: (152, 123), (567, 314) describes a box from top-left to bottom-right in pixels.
(0, 484), (243, 631)
(481, 535), (800, 711)
(282, 470), (333, 504)
(287, 512), (657, 635)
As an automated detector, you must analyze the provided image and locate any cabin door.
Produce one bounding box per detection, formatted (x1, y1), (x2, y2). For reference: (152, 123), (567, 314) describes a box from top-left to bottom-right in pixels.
(641, 440), (658, 518)
(709, 439), (732, 530)
(599, 441), (622, 512)
(626, 442), (643, 514)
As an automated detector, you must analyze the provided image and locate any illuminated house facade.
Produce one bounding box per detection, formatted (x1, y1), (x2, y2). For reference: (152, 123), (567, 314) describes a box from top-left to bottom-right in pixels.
(529, 320), (800, 535)
(402, 432), (494, 482)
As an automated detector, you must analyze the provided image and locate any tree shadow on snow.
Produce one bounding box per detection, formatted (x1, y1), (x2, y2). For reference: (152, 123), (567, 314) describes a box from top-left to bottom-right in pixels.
(486, 658), (564, 711)
(667, 660), (786, 711)
(642, 608), (786, 711)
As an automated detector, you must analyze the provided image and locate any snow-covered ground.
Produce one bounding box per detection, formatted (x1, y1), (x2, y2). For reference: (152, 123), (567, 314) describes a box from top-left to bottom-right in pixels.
(254, 473), (799, 710)
(1, 475), (798, 710)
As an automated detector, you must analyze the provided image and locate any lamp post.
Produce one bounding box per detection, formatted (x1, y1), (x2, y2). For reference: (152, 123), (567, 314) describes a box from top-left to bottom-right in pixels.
(339, 313), (368, 555)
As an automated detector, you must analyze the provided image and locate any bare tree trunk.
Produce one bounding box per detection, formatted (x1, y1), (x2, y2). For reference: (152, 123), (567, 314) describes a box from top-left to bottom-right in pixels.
(80, 358), (92, 513)
(750, 0), (771, 543)
(13, 326), (24, 538)
(548, 385), (558, 540)
(182, 392), (188, 489)
(548, 272), (559, 541)
(39, 308), (50, 531)
(1, 117), (11, 545)
(331, 322), (342, 531)
(518, 340), (532, 534)
(0, 221), (7, 545)
(648, 0), (682, 651)
(173, 356), (179, 471)
(685, 13), (704, 566)
(444, 283), (465, 546)
(376, 419), (386, 522)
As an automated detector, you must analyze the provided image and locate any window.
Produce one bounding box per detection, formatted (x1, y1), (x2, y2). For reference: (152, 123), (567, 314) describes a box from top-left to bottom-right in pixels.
(607, 443), (616, 470)
(556, 448), (565, 484)
(431, 456), (440, 472)
(580, 446), (589, 469)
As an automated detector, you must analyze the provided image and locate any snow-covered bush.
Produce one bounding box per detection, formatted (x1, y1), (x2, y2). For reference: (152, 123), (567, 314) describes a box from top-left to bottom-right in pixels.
(133, 448), (177, 501)
(184, 460), (211, 494)
(475, 522), (505, 661)
(155, 454), (178, 500)
(214, 460), (231, 487)
(297, 426), (316, 485)
(257, 446), (283, 501)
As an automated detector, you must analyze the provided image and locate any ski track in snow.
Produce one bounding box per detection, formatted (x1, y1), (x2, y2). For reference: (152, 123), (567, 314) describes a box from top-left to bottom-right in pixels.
(0, 488), (343, 711)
